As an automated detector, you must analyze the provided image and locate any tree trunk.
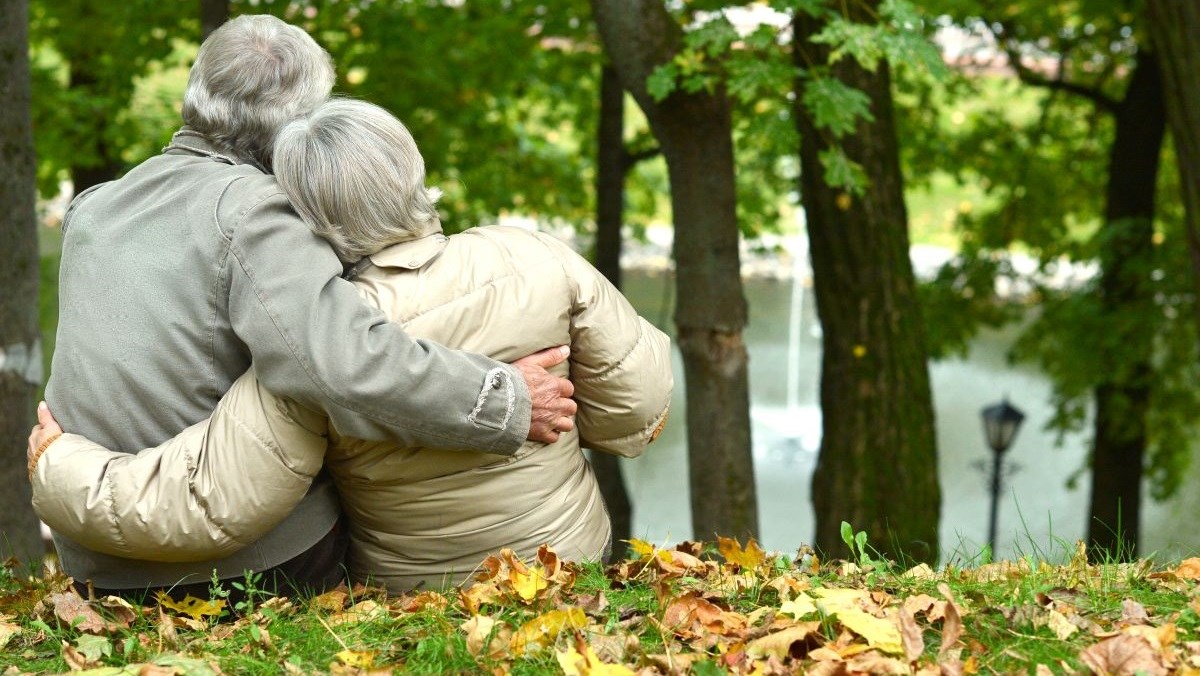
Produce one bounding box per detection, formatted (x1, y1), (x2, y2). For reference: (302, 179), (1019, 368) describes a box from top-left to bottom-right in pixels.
(591, 63), (632, 554)
(592, 0), (759, 541)
(793, 7), (940, 563)
(1087, 50), (1165, 561)
(1146, 1), (1200, 340)
(200, 0), (229, 40)
(0, 0), (50, 566)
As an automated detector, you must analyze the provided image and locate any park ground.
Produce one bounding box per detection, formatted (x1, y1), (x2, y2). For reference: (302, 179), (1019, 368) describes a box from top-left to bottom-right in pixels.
(0, 534), (1198, 675)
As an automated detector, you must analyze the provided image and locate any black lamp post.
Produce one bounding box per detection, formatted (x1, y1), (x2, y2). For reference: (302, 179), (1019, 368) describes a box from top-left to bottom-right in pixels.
(981, 398), (1025, 553)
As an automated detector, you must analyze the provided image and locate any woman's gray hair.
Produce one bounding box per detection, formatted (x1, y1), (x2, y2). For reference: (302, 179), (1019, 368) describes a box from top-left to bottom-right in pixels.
(273, 99), (443, 261)
(182, 15), (334, 167)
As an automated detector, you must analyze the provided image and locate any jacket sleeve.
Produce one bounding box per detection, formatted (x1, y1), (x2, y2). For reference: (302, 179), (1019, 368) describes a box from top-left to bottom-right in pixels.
(534, 232), (674, 458)
(31, 371), (328, 562)
(223, 178), (530, 454)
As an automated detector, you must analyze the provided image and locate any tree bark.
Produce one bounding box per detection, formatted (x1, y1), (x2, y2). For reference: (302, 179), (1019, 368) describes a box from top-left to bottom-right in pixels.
(591, 63), (632, 553)
(0, 0), (50, 565)
(1087, 50), (1165, 561)
(1145, 0), (1200, 340)
(200, 0), (229, 40)
(793, 7), (940, 563)
(592, 0), (758, 541)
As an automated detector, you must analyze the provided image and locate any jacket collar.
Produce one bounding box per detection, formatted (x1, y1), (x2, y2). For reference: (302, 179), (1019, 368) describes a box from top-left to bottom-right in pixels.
(367, 230), (450, 271)
(162, 127), (266, 172)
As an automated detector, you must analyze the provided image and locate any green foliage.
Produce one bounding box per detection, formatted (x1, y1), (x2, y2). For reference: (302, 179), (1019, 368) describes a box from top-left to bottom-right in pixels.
(817, 147), (868, 196)
(29, 0), (193, 195)
(801, 76), (873, 138)
(268, 0), (599, 231)
(914, 1), (1198, 501)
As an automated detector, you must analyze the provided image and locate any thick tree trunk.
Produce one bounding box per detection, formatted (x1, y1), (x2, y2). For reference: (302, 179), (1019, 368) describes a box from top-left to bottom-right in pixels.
(1087, 51), (1165, 561)
(592, 0), (759, 540)
(793, 7), (940, 563)
(595, 65), (625, 290)
(0, 0), (50, 565)
(591, 64), (633, 553)
(200, 0), (229, 39)
(1146, 1), (1200, 340)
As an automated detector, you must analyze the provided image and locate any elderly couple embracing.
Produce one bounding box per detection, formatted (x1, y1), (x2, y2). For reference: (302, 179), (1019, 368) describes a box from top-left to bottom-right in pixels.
(26, 15), (672, 601)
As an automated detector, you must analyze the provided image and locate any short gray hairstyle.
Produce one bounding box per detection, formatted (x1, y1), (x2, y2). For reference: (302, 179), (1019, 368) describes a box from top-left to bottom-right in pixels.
(182, 15), (334, 167)
(273, 99), (443, 261)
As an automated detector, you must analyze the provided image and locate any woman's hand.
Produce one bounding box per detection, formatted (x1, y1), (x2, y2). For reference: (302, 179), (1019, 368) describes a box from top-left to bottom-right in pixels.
(27, 401), (63, 480)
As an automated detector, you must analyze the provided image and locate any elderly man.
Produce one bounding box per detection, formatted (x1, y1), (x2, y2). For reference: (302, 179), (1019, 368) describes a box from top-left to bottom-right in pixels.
(42, 15), (575, 599)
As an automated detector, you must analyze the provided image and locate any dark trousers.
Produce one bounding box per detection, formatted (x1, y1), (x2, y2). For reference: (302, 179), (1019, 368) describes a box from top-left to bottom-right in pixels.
(73, 519), (350, 606)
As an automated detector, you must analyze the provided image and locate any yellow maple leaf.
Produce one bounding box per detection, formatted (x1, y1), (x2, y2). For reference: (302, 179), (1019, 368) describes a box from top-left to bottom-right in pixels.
(335, 649), (376, 668)
(628, 539), (656, 559)
(812, 587), (868, 610)
(831, 607), (904, 655)
(779, 593), (817, 619)
(717, 536), (767, 569)
(509, 608), (587, 654)
(511, 566), (550, 602)
(556, 643), (635, 676)
(155, 593), (225, 622)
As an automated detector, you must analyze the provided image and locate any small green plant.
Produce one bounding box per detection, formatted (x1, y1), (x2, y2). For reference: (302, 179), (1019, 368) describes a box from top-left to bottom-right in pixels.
(230, 569), (267, 617)
(840, 521), (872, 567)
(207, 569), (231, 609)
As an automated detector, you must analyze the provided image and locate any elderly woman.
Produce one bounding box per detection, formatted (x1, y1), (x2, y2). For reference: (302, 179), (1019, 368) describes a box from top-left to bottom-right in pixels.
(29, 100), (672, 593)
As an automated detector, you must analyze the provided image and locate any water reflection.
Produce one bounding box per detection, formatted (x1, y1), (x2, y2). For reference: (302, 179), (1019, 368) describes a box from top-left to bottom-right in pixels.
(615, 270), (1200, 561)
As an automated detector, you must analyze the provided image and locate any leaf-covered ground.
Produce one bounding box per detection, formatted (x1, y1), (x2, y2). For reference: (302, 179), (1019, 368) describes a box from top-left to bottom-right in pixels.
(1, 537), (1198, 675)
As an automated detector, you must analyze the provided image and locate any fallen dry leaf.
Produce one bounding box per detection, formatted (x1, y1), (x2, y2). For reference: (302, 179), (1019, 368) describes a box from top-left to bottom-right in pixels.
(766, 573), (810, 600)
(717, 536), (767, 570)
(844, 650), (910, 674)
(61, 639), (100, 670)
(310, 589), (349, 613)
(556, 635), (635, 676)
(328, 600), (385, 626)
(0, 621), (19, 650)
(897, 608), (924, 662)
(48, 591), (129, 634)
(1080, 633), (1168, 676)
(829, 607), (904, 655)
(1119, 599), (1150, 626)
(1176, 558), (1200, 580)
(460, 614), (511, 659)
(335, 649), (377, 668)
(509, 608), (587, 654)
(745, 622), (821, 659)
(156, 593), (225, 622)
(396, 591), (450, 613)
(661, 592), (748, 640)
(779, 593), (817, 619)
(903, 563), (936, 580)
(1045, 610), (1078, 640)
(937, 583), (964, 660)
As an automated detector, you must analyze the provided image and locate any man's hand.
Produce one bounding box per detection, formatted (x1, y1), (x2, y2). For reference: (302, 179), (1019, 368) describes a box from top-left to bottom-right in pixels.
(512, 346), (577, 443)
(28, 401), (64, 479)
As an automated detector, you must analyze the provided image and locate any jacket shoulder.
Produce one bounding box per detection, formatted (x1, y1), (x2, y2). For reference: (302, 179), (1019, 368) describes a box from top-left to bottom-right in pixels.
(212, 171), (295, 237)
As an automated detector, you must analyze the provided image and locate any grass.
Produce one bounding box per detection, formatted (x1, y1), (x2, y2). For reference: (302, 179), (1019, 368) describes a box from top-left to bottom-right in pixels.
(1, 538), (1196, 674)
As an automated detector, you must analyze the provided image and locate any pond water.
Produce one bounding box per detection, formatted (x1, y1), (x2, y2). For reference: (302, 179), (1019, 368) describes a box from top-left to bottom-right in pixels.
(615, 269), (1200, 562)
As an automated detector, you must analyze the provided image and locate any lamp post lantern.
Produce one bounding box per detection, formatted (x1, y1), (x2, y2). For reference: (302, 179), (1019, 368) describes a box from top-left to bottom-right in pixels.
(981, 399), (1025, 553)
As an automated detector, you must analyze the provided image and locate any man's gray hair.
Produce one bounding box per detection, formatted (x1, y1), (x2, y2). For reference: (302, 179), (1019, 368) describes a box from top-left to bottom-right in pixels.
(182, 15), (334, 166)
(273, 99), (443, 261)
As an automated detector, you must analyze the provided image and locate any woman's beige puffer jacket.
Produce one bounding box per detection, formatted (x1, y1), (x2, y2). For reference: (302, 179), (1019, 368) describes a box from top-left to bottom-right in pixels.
(32, 225), (673, 592)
